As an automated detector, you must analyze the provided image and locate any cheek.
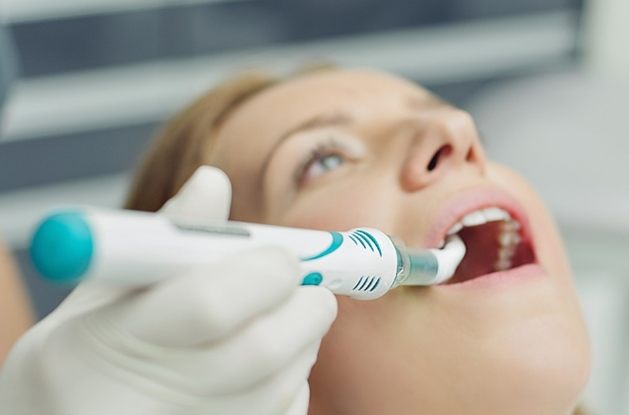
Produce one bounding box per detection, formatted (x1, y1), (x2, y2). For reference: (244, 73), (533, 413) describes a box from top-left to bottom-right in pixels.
(275, 179), (399, 231)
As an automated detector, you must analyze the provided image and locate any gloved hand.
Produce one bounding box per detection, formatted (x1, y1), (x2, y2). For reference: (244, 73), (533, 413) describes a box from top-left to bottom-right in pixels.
(0, 166), (337, 415)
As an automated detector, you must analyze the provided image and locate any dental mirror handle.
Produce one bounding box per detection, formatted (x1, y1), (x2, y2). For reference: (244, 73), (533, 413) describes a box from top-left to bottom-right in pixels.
(30, 208), (465, 300)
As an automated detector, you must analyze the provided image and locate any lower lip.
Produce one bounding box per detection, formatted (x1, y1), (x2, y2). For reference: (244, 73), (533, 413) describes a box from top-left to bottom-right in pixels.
(437, 263), (545, 291)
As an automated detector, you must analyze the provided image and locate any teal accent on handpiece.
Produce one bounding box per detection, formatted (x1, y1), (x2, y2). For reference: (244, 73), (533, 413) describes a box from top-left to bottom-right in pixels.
(300, 232), (343, 262)
(301, 272), (323, 286)
(355, 230), (382, 257)
(30, 211), (94, 283)
(349, 232), (367, 249)
(409, 251), (438, 277)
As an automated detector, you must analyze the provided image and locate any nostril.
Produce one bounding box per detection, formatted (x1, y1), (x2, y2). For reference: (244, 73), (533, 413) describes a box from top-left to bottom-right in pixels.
(427, 145), (452, 171)
(465, 147), (474, 162)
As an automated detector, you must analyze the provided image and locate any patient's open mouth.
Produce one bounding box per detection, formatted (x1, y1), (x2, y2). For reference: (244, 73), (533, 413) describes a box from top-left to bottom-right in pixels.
(440, 207), (536, 285)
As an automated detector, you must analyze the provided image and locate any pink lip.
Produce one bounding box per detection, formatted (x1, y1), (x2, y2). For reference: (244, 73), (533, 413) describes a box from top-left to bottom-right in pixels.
(423, 187), (542, 287)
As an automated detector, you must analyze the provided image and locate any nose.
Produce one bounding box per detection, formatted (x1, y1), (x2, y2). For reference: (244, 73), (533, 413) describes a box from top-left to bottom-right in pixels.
(400, 108), (486, 191)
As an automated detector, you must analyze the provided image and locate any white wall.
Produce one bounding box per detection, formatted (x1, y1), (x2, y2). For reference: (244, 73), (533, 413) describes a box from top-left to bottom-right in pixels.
(583, 0), (629, 80)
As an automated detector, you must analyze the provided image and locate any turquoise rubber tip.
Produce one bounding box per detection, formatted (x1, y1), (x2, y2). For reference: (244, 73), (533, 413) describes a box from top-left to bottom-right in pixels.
(301, 272), (323, 286)
(30, 211), (93, 283)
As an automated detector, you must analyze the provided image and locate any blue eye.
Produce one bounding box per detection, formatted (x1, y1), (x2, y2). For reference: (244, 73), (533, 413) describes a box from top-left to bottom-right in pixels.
(301, 152), (345, 184)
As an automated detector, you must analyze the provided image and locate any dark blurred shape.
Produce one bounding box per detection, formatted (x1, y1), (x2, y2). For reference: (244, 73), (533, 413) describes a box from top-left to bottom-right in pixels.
(0, 23), (18, 117)
(0, 123), (155, 192)
(10, 0), (576, 78)
(449, 0), (578, 19)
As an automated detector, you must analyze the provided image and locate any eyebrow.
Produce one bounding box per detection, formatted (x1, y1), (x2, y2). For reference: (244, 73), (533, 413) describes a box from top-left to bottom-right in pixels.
(258, 112), (353, 185)
(256, 95), (444, 189)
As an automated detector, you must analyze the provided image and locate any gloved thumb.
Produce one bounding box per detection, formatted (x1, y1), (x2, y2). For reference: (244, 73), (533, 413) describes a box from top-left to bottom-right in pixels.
(159, 165), (232, 223)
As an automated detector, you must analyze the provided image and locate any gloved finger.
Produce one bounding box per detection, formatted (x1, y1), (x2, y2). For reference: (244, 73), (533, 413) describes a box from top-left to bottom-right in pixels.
(165, 286), (336, 393)
(105, 245), (304, 347)
(52, 280), (136, 319)
(284, 383), (310, 415)
(159, 165), (231, 222)
(195, 344), (318, 415)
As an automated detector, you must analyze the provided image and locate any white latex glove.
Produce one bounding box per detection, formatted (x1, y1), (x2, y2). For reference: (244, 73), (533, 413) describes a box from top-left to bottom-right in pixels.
(0, 166), (337, 415)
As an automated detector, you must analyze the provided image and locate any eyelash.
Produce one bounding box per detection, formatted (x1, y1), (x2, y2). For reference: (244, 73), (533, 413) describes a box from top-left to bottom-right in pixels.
(293, 137), (348, 187)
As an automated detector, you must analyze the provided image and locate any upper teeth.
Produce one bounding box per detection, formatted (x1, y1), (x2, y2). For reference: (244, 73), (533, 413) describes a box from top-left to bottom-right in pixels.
(443, 206), (524, 273)
(447, 207), (511, 235)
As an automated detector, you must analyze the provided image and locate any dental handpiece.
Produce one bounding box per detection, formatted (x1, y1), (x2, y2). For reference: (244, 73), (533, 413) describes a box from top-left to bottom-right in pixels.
(30, 208), (466, 300)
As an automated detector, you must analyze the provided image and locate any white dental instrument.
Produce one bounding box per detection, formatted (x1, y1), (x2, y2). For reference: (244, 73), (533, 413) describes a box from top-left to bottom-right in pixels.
(30, 207), (466, 300)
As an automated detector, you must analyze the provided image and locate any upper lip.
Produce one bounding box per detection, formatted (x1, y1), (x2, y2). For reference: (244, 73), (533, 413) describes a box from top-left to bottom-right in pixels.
(424, 186), (535, 251)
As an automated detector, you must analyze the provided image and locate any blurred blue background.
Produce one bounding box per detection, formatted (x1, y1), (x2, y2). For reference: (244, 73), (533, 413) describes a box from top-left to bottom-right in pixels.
(0, 0), (627, 412)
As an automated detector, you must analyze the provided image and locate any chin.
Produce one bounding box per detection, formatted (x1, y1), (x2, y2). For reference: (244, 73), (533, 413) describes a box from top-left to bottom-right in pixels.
(435, 282), (590, 414)
(310, 287), (590, 415)
(465, 317), (590, 415)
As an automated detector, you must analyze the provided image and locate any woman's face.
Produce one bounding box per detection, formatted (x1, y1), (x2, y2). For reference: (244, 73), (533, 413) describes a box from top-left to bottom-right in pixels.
(209, 69), (590, 415)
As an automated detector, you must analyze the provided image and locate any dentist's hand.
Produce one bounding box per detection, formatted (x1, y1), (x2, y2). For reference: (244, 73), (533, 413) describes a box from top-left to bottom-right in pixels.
(0, 166), (337, 415)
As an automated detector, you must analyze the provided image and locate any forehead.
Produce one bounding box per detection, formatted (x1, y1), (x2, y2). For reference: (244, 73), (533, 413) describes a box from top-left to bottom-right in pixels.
(209, 69), (430, 174)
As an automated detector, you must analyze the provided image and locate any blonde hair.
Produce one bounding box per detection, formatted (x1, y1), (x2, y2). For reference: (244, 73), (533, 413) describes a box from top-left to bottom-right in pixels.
(126, 62), (336, 212)
(125, 71), (279, 211)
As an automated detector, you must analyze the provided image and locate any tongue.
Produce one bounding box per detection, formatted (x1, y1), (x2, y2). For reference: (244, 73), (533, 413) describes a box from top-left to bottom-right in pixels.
(446, 222), (501, 284)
